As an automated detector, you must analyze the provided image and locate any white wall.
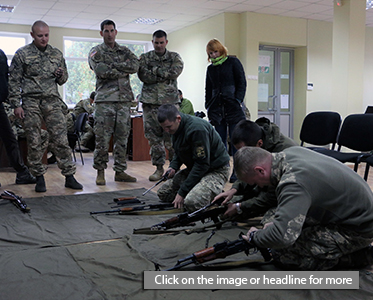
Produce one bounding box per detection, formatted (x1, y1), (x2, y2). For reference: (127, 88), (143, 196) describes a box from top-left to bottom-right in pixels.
(364, 27), (373, 111)
(168, 14), (226, 113)
(3, 11), (373, 139)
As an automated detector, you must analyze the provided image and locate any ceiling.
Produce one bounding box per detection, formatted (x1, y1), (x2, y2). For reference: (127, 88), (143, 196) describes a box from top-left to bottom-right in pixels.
(1, 0), (373, 34)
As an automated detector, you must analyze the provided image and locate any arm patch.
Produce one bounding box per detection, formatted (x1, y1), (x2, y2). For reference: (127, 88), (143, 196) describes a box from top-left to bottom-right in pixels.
(195, 145), (206, 158)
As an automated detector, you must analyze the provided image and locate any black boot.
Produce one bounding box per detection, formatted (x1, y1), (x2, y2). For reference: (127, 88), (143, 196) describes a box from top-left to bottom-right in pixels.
(65, 175), (83, 190)
(16, 168), (36, 184)
(35, 175), (46, 192)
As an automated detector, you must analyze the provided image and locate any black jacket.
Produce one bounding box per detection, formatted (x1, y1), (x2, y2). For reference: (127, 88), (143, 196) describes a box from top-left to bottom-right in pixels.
(205, 56), (246, 126)
(0, 49), (8, 103)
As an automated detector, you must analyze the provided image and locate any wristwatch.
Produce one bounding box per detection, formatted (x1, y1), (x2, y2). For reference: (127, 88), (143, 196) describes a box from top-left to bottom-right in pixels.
(235, 203), (242, 214)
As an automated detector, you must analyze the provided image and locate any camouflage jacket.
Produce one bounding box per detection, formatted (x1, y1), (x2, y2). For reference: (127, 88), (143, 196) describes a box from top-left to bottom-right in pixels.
(253, 147), (373, 249)
(256, 117), (298, 152)
(233, 117), (297, 193)
(8, 43), (68, 107)
(74, 98), (94, 117)
(88, 42), (139, 103)
(138, 49), (183, 105)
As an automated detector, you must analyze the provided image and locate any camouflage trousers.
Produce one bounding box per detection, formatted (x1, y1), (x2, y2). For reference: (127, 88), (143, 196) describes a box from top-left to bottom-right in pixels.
(271, 224), (373, 270)
(81, 122), (94, 146)
(22, 97), (76, 176)
(93, 102), (131, 172)
(142, 103), (177, 166)
(157, 164), (230, 212)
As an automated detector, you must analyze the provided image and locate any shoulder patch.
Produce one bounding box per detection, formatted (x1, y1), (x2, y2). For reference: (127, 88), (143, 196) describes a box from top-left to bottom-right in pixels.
(90, 50), (97, 58)
(195, 146), (206, 158)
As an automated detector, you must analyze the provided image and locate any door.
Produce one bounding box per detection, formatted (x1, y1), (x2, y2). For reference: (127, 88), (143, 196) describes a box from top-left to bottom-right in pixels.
(258, 46), (294, 138)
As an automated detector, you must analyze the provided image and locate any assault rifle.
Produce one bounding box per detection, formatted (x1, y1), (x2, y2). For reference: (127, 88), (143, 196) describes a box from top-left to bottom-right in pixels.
(90, 203), (176, 215)
(149, 198), (227, 231)
(109, 196), (143, 207)
(142, 170), (171, 196)
(0, 190), (30, 213)
(163, 233), (271, 271)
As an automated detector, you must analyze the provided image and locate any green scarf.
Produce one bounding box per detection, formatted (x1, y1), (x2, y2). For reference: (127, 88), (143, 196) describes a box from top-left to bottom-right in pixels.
(211, 55), (228, 66)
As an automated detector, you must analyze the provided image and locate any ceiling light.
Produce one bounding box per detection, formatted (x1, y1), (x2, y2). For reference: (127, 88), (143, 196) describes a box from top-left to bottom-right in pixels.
(0, 5), (15, 12)
(133, 18), (163, 25)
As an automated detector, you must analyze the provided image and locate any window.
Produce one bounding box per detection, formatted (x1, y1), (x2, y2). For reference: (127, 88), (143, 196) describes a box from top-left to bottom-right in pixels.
(0, 32), (30, 65)
(64, 37), (150, 106)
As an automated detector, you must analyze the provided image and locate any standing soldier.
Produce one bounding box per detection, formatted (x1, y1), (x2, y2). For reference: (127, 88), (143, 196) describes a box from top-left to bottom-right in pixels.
(138, 30), (184, 181)
(8, 20), (82, 192)
(89, 20), (139, 185)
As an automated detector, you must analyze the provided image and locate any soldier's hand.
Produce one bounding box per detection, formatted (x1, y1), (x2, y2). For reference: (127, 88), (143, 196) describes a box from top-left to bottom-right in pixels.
(54, 67), (64, 78)
(213, 188), (237, 205)
(14, 107), (25, 119)
(222, 203), (238, 219)
(172, 194), (184, 209)
(242, 227), (259, 243)
(164, 168), (175, 179)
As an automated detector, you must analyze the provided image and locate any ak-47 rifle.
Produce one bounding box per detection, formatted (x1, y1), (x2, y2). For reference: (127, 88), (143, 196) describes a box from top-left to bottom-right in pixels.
(109, 197), (143, 207)
(90, 203), (176, 215)
(142, 170), (171, 196)
(148, 198), (227, 231)
(0, 190), (30, 213)
(163, 233), (271, 271)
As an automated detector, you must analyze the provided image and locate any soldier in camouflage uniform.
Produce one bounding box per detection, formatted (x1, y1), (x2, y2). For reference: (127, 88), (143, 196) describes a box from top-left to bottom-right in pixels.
(8, 20), (82, 192)
(73, 91), (96, 150)
(214, 118), (298, 220)
(88, 20), (139, 185)
(138, 30), (184, 181)
(156, 104), (230, 212)
(237, 146), (373, 270)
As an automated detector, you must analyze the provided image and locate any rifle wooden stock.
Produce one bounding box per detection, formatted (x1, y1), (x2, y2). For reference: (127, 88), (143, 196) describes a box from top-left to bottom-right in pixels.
(0, 190), (30, 213)
(90, 203), (175, 215)
(113, 197), (137, 202)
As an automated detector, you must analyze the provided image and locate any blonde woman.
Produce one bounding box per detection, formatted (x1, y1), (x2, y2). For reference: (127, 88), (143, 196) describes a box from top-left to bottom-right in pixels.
(205, 39), (247, 182)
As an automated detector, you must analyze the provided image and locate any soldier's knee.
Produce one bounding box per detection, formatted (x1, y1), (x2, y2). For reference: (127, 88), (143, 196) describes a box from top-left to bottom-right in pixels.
(157, 188), (175, 203)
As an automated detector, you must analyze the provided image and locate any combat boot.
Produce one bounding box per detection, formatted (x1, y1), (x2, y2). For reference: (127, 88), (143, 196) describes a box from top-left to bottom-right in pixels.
(16, 168), (36, 184)
(96, 170), (106, 185)
(115, 171), (137, 182)
(65, 175), (83, 190)
(35, 175), (46, 193)
(149, 165), (164, 181)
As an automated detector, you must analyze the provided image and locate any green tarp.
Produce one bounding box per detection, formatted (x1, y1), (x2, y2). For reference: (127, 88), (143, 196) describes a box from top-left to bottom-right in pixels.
(0, 189), (372, 300)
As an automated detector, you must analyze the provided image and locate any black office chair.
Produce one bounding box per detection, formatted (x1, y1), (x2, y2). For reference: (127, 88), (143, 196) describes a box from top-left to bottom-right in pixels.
(67, 112), (88, 165)
(315, 113), (373, 180)
(300, 111), (341, 150)
(364, 155), (373, 181)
